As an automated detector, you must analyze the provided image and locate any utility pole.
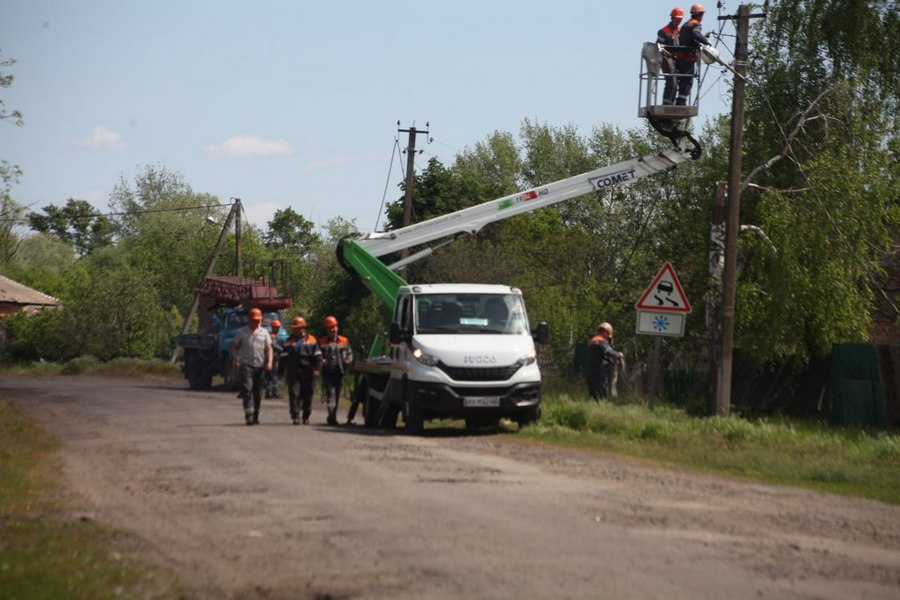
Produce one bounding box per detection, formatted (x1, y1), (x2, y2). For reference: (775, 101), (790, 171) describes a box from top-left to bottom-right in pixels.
(233, 198), (242, 278)
(398, 122), (430, 277)
(170, 203), (238, 363)
(715, 4), (764, 416)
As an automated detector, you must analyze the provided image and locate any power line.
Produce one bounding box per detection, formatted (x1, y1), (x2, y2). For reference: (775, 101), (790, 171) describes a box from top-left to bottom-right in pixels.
(6, 201), (234, 226)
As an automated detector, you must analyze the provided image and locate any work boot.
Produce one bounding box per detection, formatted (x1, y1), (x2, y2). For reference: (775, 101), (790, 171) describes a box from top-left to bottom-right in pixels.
(245, 414), (254, 426)
(253, 413), (259, 425)
(292, 417), (300, 426)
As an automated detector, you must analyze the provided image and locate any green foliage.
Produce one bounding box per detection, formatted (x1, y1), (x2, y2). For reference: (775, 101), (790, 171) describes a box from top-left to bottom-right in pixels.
(265, 206), (320, 254)
(0, 192), (26, 266)
(60, 355), (101, 375)
(528, 393), (900, 503)
(28, 199), (113, 257)
(732, 1), (899, 362)
(0, 50), (24, 127)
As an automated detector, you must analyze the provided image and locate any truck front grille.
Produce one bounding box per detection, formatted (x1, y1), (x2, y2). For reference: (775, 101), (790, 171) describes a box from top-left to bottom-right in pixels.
(437, 363), (521, 382)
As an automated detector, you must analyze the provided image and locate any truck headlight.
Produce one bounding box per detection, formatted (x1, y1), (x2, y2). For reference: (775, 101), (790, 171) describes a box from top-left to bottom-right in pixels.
(517, 350), (537, 367)
(412, 346), (439, 366)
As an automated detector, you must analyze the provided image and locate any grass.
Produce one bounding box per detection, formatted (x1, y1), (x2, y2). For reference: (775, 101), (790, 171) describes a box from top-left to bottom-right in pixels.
(0, 397), (185, 599)
(519, 392), (900, 504)
(2, 356), (184, 380)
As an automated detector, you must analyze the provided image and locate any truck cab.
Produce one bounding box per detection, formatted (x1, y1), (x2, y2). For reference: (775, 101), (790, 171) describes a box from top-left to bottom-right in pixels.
(385, 283), (547, 432)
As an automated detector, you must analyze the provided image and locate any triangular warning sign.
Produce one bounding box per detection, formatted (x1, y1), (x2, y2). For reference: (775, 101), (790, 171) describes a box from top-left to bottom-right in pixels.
(635, 262), (692, 313)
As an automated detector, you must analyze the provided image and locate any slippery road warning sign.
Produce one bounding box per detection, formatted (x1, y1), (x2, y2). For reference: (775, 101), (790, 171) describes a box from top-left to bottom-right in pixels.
(635, 262), (692, 313)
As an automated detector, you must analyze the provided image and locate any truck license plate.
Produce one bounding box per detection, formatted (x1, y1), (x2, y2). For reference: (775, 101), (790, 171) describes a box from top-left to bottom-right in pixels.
(464, 396), (500, 408)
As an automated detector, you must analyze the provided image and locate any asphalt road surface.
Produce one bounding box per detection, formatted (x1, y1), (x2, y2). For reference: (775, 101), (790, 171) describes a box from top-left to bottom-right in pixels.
(2, 375), (899, 599)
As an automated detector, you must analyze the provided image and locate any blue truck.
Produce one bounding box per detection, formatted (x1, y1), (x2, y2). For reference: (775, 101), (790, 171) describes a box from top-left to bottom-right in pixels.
(178, 276), (291, 390)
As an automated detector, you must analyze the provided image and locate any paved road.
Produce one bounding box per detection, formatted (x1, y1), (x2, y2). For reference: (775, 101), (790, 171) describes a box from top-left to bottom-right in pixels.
(3, 375), (899, 599)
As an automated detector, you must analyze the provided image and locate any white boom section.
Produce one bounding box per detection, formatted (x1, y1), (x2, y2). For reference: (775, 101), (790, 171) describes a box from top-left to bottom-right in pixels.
(357, 142), (695, 262)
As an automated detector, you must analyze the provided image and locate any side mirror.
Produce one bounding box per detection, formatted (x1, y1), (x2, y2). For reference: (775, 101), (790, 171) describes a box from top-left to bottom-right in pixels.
(533, 321), (550, 345)
(389, 322), (403, 344)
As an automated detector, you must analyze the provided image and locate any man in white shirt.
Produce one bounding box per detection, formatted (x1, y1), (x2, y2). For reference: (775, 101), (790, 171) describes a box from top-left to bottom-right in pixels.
(231, 307), (273, 425)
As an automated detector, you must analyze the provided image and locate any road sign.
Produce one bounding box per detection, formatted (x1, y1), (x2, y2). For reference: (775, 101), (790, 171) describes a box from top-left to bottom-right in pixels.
(636, 310), (686, 337)
(635, 262), (692, 313)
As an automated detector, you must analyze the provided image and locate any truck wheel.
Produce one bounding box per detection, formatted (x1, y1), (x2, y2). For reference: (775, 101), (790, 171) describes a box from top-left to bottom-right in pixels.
(404, 400), (424, 435)
(185, 350), (212, 389)
(515, 405), (541, 429)
(361, 379), (380, 428)
(382, 404), (399, 429)
(222, 358), (238, 391)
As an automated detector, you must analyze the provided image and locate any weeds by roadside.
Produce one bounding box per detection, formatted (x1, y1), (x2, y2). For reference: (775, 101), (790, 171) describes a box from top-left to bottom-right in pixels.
(1, 357), (182, 379)
(0, 398), (185, 599)
(521, 393), (900, 504)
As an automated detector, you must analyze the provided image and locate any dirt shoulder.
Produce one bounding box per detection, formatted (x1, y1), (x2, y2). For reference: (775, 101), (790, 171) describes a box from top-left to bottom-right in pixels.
(3, 375), (899, 599)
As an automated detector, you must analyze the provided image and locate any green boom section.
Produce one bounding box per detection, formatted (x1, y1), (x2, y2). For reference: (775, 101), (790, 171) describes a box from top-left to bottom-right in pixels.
(336, 237), (407, 321)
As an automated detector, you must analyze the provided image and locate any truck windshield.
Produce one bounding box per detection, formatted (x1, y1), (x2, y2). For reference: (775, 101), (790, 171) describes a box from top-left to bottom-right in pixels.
(415, 293), (529, 335)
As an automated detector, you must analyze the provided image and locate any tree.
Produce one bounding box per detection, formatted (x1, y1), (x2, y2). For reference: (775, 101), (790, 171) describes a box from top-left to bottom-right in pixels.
(265, 207), (319, 254)
(729, 0), (900, 362)
(28, 198), (114, 257)
(0, 50), (25, 269)
(108, 165), (229, 316)
(0, 194), (25, 268)
(0, 50), (23, 127)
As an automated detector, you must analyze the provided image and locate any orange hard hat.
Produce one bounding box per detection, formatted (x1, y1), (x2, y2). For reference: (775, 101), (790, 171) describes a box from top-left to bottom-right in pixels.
(324, 316), (338, 328)
(271, 319), (281, 329)
(671, 7), (685, 19)
(291, 316), (307, 329)
(598, 322), (614, 336)
(249, 308), (263, 320)
(690, 3), (705, 14)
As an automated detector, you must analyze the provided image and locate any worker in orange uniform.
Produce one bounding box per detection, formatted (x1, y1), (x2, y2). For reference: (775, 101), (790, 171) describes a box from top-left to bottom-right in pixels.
(657, 7), (684, 105)
(674, 3), (711, 106)
(319, 316), (354, 426)
(585, 322), (624, 401)
(280, 317), (321, 425)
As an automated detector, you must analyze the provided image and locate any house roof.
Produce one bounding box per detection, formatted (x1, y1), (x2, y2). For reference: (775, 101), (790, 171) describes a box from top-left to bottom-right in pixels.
(0, 274), (60, 306)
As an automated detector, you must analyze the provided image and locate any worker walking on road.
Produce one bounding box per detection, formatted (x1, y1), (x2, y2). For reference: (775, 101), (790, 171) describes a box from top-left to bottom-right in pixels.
(674, 3), (711, 106)
(319, 316), (353, 426)
(265, 319), (283, 399)
(231, 307), (273, 425)
(657, 7), (684, 105)
(280, 317), (321, 425)
(585, 322), (624, 401)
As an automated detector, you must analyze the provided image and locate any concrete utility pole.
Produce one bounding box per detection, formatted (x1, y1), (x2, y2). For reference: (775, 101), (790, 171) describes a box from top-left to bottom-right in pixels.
(398, 122), (430, 277)
(715, 4), (764, 416)
(233, 198), (242, 278)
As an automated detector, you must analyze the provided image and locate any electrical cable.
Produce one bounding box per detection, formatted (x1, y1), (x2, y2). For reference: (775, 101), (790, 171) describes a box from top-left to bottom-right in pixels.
(374, 137), (401, 232)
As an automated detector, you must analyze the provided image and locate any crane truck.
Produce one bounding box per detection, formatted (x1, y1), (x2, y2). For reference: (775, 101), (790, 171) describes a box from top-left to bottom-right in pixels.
(336, 42), (707, 433)
(178, 276), (291, 390)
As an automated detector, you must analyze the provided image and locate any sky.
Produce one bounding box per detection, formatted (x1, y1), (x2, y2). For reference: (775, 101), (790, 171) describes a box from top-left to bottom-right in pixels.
(2, 1), (738, 234)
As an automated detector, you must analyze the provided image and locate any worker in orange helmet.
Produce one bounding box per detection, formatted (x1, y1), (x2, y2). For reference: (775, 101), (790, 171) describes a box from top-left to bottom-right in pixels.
(280, 316), (321, 425)
(674, 3), (712, 106)
(319, 316), (354, 426)
(231, 307), (273, 425)
(657, 7), (685, 105)
(585, 322), (624, 401)
(265, 319), (283, 399)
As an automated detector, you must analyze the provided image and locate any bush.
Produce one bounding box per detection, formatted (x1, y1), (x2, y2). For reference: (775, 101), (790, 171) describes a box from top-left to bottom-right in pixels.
(60, 356), (101, 375)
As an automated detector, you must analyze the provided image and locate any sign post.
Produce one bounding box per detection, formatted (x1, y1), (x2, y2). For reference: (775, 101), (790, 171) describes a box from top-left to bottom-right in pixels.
(635, 263), (692, 406)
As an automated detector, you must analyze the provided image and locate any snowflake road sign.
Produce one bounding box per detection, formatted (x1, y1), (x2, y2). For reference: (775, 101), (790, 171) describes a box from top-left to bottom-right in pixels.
(636, 310), (685, 337)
